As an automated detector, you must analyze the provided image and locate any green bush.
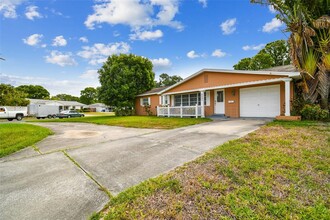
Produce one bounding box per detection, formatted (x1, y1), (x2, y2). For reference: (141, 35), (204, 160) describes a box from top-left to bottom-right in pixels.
(114, 107), (134, 116)
(143, 105), (153, 116)
(301, 104), (329, 121)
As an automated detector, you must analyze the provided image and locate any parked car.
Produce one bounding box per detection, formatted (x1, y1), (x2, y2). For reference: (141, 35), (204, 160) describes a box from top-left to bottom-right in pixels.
(0, 106), (28, 121)
(57, 110), (85, 118)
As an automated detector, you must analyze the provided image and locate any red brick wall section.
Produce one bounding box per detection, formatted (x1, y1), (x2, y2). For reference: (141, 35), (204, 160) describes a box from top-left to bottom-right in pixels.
(135, 95), (160, 116)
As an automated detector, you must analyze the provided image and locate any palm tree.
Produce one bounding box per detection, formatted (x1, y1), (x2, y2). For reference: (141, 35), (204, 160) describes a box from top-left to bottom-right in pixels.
(251, 0), (330, 109)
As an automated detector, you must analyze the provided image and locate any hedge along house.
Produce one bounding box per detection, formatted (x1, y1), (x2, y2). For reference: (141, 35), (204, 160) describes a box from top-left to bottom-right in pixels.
(135, 65), (301, 118)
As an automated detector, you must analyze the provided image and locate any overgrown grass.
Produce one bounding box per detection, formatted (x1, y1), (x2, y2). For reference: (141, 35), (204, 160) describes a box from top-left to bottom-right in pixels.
(0, 123), (53, 157)
(95, 120), (330, 219)
(30, 116), (212, 129)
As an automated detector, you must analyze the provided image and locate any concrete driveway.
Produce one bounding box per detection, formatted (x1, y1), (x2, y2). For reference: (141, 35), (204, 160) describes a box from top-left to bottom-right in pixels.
(0, 119), (268, 219)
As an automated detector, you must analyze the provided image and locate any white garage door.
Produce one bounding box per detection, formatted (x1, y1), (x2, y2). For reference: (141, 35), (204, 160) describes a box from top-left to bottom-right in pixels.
(240, 85), (280, 117)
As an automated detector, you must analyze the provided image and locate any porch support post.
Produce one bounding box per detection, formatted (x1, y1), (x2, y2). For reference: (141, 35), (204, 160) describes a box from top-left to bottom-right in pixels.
(200, 90), (205, 118)
(283, 78), (292, 116)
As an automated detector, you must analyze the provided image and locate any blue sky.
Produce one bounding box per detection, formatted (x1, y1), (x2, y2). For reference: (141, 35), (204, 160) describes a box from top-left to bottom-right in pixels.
(0, 0), (288, 96)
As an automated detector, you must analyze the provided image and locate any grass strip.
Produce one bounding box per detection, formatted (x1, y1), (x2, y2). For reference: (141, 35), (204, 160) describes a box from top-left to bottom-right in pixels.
(0, 123), (53, 157)
(29, 116), (212, 129)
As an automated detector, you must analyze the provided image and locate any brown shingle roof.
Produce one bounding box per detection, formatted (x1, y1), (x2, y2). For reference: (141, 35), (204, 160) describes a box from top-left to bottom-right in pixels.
(137, 86), (170, 96)
(262, 64), (298, 72)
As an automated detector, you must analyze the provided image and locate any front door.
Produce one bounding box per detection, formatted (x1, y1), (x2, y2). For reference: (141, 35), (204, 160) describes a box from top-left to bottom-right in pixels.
(214, 89), (225, 114)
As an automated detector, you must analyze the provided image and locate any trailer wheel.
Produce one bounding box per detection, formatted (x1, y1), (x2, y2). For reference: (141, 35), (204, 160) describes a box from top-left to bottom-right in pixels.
(48, 115), (52, 119)
(36, 117), (40, 119)
(8, 119), (13, 121)
(16, 114), (23, 121)
(52, 115), (57, 118)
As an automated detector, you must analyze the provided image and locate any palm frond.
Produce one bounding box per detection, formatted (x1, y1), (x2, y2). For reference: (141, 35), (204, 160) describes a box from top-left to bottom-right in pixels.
(323, 53), (330, 70)
(302, 50), (318, 78)
(313, 15), (330, 29)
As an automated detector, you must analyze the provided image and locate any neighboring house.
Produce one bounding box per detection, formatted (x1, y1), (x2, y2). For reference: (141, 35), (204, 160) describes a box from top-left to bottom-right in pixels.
(135, 65), (301, 118)
(28, 99), (85, 113)
(84, 103), (112, 112)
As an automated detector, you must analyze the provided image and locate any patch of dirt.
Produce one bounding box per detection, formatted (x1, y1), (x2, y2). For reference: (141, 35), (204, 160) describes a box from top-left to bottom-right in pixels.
(62, 130), (103, 139)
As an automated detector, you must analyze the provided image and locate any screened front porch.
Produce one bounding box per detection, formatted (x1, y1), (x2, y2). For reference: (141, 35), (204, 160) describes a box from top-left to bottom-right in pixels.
(157, 90), (209, 118)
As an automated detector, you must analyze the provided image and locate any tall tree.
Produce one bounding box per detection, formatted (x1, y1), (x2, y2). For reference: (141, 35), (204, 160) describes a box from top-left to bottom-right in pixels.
(80, 87), (98, 105)
(16, 85), (50, 99)
(156, 73), (183, 87)
(251, 0), (330, 108)
(51, 94), (80, 102)
(98, 54), (155, 115)
(260, 40), (291, 66)
(249, 53), (274, 70)
(233, 40), (290, 70)
(0, 84), (30, 106)
(233, 58), (253, 70)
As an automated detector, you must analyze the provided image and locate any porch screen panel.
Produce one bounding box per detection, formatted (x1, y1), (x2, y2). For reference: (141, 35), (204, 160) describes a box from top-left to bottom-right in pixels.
(190, 94), (197, 106)
(174, 95), (181, 106)
(182, 94), (189, 106)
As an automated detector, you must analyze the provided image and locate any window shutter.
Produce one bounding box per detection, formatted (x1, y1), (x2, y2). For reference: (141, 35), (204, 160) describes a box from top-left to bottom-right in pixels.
(148, 97), (151, 105)
(140, 98), (143, 106)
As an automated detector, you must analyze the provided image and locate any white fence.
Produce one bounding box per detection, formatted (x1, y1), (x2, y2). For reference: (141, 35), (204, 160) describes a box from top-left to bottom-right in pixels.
(157, 105), (202, 118)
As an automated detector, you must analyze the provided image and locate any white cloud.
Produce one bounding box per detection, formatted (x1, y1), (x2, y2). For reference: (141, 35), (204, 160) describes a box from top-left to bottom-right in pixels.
(52, 35), (67, 47)
(242, 43), (266, 51)
(262, 18), (283, 33)
(79, 36), (89, 43)
(85, 0), (183, 31)
(22, 34), (43, 46)
(151, 58), (172, 70)
(130, 29), (163, 41)
(198, 0), (207, 8)
(211, 49), (226, 58)
(77, 42), (130, 65)
(80, 69), (99, 79)
(0, 73), (99, 97)
(0, 0), (26, 18)
(25, 5), (42, 20)
(187, 50), (200, 59)
(268, 5), (277, 14)
(220, 18), (237, 35)
(45, 50), (77, 67)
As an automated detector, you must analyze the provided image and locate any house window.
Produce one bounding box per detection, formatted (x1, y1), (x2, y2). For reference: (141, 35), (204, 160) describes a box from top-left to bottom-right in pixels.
(174, 92), (208, 106)
(140, 97), (150, 106)
(182, 94), (189, 106)
(161, 96), (169, 105)
(190, 94), (198, 106)
(174, 95), (181, 106)
(217, 91), (224, 102)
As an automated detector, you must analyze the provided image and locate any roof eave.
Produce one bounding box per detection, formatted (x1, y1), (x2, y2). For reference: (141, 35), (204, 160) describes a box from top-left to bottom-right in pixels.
(159, 68), (301, 94)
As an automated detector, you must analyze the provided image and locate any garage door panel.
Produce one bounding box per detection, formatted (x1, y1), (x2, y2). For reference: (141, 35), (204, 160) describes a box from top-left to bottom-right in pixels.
(240, 85), (280, 117)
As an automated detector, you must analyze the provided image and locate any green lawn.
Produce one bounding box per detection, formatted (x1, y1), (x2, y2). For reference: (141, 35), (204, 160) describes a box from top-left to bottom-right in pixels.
(30, 116), (212, 129)
(0, 123), (53, 157)
(93, 121), (330, 220)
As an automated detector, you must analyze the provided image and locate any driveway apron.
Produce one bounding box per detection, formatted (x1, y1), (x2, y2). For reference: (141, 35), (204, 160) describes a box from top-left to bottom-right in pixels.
(0, 119), (268, 219)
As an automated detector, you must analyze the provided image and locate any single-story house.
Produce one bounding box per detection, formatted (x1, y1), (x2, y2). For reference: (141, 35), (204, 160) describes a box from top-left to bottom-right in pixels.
(28, 99), (85, 112)
(135, 65), (301, 118)
(84, 103), (112, 112)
